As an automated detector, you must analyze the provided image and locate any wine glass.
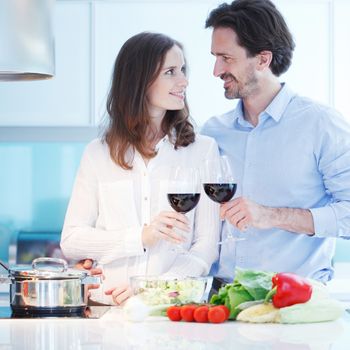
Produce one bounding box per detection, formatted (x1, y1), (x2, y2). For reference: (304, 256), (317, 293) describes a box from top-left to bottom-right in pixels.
(167, 166), (201, 253)
(202, 155), (245, 245)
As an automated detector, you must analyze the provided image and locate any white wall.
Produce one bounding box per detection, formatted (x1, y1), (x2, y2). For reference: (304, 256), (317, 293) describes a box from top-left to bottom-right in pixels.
(0, 0), (349, 139)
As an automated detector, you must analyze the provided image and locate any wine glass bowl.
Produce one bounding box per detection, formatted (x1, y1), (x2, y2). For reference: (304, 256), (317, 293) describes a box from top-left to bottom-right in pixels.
(202, 156), (243, 245)
(167, 193), (201, 213)
(166, 166), (200, 252)
(203, 183), (237, 204)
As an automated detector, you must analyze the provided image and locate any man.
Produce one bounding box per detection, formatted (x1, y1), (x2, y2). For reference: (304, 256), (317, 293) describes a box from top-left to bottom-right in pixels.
(201, 0), (350, 288)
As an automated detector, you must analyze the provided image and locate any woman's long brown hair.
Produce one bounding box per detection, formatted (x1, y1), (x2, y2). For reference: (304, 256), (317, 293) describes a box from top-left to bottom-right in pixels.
(104, 32), (195, 170)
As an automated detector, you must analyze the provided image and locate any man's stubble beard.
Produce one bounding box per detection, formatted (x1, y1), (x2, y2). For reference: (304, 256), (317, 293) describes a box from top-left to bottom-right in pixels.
(224, 67), (258, 100)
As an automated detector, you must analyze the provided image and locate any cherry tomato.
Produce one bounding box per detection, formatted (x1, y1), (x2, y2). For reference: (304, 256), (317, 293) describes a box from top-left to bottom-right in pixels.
(216, 305), (230, 320)
(208, 306), (226, 323)
(167, 306), (182, 321)
(180, 305), (197, 322)
(193, 305), (209, 323)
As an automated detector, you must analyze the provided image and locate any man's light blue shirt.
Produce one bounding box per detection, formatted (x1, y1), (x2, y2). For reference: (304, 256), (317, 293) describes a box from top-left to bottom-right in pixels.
(201, 84), (350, 283)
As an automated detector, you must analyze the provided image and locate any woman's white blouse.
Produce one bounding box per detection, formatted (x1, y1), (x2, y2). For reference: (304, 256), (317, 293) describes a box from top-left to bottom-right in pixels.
(61, 135), (220, 303)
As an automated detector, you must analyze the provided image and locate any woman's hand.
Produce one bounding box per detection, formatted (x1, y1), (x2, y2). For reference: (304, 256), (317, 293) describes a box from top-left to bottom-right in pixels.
(105, 284), (133, 305)
(75, 259), (104, 293)
(142, 211), (190, 248)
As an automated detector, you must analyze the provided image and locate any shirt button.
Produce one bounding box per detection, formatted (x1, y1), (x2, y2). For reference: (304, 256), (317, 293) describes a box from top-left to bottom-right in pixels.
(144, 196), (148, 201)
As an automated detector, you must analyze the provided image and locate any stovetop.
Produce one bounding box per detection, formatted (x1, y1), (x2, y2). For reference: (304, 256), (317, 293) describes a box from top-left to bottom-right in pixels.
(0, 306), (110, 319)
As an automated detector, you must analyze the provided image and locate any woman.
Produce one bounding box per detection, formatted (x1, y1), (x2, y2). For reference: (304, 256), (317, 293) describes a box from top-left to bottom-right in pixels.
(60, 32), (220, 305)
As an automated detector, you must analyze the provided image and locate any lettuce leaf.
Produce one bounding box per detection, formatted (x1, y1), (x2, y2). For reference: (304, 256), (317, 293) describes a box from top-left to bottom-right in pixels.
(210, 268), (274, 319)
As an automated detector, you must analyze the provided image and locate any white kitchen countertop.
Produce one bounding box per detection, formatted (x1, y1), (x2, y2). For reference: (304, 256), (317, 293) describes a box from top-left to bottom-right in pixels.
(1, 263), (349, 349)
(0, 306), (349, 350)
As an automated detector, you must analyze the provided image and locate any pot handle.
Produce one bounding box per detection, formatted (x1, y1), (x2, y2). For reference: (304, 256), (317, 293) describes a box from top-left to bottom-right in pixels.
(81, 275), (102, 285)
(32, 257), (68, 272)
(0, 275), (11, 284)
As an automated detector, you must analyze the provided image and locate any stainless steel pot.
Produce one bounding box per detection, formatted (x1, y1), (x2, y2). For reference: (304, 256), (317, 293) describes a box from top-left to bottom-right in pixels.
(0, 257), (101, 314)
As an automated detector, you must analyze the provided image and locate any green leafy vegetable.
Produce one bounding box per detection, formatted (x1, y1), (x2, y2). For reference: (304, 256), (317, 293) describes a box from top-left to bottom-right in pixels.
(210, 268), (274, 319)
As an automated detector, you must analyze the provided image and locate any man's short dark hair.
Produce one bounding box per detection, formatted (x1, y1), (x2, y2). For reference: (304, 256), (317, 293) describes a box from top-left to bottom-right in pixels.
(205, 0), (295, 76)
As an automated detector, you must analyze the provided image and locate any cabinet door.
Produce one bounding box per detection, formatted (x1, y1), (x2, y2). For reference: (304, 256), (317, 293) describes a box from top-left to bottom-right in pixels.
(95, 0), (332, 127)
(0, 1), (91, 126)
(276, 0), (331, 105)
(94, 1), (234, 127)
(334, 0), (350, 119)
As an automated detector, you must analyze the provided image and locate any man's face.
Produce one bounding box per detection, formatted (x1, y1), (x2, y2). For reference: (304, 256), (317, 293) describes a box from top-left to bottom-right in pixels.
(211, 27), (259, 100)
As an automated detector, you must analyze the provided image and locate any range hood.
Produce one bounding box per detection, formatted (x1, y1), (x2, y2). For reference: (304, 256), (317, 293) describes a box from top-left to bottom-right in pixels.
(0, 0), (55, 81)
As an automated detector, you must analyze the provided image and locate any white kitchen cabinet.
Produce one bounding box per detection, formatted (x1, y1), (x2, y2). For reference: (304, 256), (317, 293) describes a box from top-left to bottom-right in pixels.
(277, 0), (331, 105)
(93, 1), (233, 127)
(0, 0), (347, 139)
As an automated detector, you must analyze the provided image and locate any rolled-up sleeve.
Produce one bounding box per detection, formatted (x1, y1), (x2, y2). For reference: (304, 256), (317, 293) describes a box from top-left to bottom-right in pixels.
(311, 108), (350, 239)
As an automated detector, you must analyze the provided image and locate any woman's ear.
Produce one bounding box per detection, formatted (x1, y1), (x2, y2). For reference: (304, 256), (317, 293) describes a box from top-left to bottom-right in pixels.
(257, 50), (273, 71)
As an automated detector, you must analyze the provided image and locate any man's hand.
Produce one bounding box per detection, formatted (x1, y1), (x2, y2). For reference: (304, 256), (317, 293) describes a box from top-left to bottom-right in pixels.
(220, 197), (315, 235)
(105, 284), (132, 305)
(142, 211), (190, 248)
(220, 197), (272, 231)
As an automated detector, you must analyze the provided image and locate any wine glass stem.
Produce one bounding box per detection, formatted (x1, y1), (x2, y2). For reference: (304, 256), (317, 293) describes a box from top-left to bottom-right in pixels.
(225, 219), (234, 240)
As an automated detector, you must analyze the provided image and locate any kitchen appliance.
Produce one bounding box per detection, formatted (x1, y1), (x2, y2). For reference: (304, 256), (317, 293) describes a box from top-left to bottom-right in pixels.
(0, 305), (110, 319)
(9, 230), (68, 265)
(0, 0), (55, 81)
(0, 257), (101, 314)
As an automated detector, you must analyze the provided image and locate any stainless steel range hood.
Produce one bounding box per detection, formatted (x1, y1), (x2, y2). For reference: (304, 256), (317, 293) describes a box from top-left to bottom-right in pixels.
(0, 0), (55, 81)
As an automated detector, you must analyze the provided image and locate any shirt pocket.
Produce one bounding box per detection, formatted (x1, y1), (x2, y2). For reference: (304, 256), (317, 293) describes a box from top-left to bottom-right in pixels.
(99, 180), (139, 230)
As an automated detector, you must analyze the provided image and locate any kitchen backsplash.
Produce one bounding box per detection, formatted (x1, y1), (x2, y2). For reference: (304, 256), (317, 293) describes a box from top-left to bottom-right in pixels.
(0, 141), (350, 264)
(0, 142), (86, 262)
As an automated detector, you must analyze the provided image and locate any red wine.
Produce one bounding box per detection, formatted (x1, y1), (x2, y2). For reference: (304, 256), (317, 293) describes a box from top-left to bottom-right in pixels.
(167, 193), (201, 213)
(203, 183), (237, 203)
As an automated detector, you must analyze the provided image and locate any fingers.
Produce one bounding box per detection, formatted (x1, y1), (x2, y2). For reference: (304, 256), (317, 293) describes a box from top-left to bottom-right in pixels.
(87, 283), (100, 291)
(225, 205), (247, 227)
(158, 211), (190, 230)
(143, 211), (191, 247)
(160, 216), (190, 232)
(75, 259), (94, 270)
(82, 259), (94, 269)
(104, 288), (114, 295)
(89, 267), (104, 277)
(158, 226), (185, 243)
(220, 198), (250, 231)
(105, 285), (133, 305)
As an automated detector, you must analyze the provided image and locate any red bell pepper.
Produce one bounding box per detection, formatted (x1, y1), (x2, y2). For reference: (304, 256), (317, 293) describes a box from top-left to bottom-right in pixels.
(264, 272), (313, 308)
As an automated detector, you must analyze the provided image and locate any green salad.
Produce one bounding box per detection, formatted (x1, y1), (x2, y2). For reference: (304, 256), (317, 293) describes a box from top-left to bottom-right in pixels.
(132, 277), (207, 305)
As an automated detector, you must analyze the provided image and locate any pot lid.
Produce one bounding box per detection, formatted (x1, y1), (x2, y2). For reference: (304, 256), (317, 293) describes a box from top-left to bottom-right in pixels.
(9, 258), (88, 280)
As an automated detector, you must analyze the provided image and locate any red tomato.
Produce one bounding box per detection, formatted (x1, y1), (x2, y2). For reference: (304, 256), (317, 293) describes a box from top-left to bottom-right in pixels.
(208, 306), (226, 324)
(167, 306), (182, 322)
(216, 305), (229, 320)
(180, 305), (197, 322)
(193, 305), (209, 323)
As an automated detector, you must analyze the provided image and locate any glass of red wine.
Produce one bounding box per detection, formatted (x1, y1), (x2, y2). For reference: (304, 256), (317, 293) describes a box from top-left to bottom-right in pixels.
(167, 166), (201, 253)
(203, 155), (245, 245)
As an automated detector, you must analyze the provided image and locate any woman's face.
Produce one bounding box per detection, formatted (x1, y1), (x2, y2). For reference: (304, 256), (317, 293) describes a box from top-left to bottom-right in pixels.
(147, 45), (188, 119)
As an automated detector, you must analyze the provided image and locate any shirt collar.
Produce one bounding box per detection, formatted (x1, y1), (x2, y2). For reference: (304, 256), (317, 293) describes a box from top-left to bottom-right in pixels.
(154, 134), (169, 152)
(233, 83), (296, 126)
(265, 83), (295, 122)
